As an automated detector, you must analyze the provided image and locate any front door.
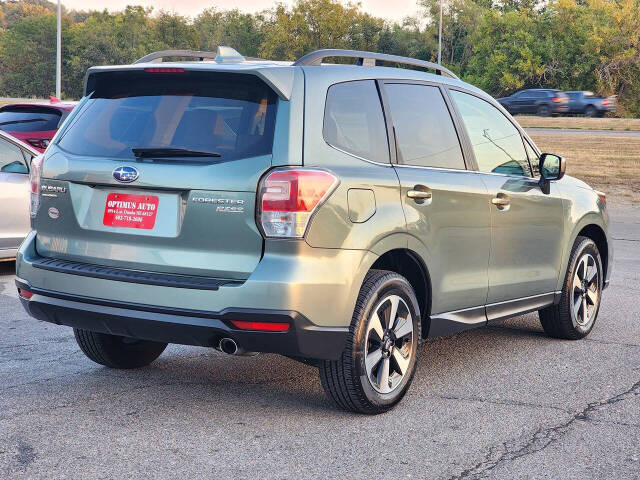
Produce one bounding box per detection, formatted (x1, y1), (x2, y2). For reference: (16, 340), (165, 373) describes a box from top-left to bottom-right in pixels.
(511, 91), (531, 113)
(382, 82), (491, 329)
(449, 89), (565, 318)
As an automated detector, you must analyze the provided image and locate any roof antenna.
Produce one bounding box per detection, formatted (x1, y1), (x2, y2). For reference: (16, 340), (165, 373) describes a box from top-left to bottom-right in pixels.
(215, 46), (245, 63)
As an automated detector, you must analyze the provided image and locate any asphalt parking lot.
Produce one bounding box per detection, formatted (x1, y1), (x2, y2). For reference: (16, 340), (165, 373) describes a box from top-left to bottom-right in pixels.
(1, 206), (638, 480)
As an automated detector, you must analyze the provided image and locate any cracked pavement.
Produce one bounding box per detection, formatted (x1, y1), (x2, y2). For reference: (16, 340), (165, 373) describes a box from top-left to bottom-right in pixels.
(1, 206), (639, 479)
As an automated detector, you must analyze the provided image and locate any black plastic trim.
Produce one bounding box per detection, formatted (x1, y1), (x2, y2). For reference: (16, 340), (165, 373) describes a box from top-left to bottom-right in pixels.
(15, 280), (348, 360)
(31, 256), (242, 291)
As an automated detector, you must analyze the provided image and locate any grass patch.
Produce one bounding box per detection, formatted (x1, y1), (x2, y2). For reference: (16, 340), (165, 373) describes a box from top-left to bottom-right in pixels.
(515, 116), (640, 131)
(528, 131), (640, 203)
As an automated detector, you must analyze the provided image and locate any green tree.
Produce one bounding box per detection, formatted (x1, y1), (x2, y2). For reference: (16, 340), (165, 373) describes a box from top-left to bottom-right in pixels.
(193, 8), (264, 57)
(0, 13), (69, 97)
(465, 8), (546, 94)
(154, 11), (196, 50)
(259, 0), (379, 60)
(64, 7), (159, 98)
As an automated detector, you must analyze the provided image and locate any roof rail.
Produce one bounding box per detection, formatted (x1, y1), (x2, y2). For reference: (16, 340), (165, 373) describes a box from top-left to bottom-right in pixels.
(134, 46), (245, 64)
(293, 49), (459, 80)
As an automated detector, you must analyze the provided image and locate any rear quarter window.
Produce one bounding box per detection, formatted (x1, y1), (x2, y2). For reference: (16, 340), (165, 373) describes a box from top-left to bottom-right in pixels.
(323, 80), (389, 163)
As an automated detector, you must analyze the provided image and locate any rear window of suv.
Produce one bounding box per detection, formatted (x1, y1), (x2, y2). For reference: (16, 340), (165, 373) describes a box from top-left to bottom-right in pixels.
(58, 71), (278, 161)
(0, 106), (63, 132)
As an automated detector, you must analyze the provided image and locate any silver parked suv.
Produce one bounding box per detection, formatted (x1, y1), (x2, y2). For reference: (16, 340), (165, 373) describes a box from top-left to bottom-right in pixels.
(16, 48), (612, 413)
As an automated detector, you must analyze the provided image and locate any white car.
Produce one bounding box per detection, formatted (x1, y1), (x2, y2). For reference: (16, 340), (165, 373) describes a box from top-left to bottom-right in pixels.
(0, 130), (38, 260)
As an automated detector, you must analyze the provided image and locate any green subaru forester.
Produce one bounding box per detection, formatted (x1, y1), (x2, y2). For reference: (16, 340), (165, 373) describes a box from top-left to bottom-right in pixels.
(16, 47), (612, 413)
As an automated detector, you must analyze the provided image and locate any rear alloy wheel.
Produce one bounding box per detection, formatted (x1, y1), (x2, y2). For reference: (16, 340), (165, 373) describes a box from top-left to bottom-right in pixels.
(537, 104), (551, 117)
(539, 237), (603, 339)
(364, 294), (415, 395)
(585, 106), (597, 117)
(319, 269), (420, 414)
(74, 329), (167, 369)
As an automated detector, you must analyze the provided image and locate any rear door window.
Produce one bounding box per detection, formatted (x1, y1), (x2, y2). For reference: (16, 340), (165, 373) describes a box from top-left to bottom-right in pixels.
(385, 83), (465, 169)
(58, 71), (278, 161)
(323, 80), (389, 163)
(0, 106), (62, 132)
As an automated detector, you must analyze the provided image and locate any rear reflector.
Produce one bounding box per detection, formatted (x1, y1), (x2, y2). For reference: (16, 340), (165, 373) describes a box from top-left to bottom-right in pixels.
(231, 320), (290, 332)
(144, 67), (185, 73)
(18, 288), (34, 299)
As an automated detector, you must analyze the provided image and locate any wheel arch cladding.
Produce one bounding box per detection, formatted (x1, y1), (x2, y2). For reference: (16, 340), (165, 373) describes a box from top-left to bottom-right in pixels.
(577, 224), (609, 280)
(370, 249), (431, 334)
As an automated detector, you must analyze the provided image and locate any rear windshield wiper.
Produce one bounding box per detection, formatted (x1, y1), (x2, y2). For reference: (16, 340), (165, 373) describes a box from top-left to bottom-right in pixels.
(0, 118), (49, 127)
(132, 147), (222, 159)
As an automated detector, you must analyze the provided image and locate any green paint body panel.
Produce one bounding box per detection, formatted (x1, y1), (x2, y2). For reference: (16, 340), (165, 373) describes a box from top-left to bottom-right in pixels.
(16, 59), (612, 357)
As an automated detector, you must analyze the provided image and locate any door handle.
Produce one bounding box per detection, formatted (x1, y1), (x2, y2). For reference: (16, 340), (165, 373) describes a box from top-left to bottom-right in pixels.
(407, 190), (432, 200)
(491, 194), (510, 210)
(491, 197), (510, 206)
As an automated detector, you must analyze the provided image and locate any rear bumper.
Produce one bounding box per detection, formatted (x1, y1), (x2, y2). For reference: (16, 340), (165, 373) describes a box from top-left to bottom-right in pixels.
(16, 278), (348, 360)
(16, 231), (377, 360)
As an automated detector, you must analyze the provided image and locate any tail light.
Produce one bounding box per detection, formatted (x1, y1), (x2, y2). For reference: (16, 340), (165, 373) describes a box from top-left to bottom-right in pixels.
(602, 99), (610, 106)
(258, 168), (338, 238)
(29, 155), (43, 218)
(596, 191), (607, 207)
(18, 288), (34, 300)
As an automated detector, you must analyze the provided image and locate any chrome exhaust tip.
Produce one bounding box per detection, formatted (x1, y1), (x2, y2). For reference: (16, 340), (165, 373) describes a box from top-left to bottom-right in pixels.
(219, 337), (239, 355)
(218, 338), (259, 357)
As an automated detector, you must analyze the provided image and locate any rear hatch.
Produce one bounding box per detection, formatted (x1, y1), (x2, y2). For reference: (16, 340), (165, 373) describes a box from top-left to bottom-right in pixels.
(35, 68), (280, 280)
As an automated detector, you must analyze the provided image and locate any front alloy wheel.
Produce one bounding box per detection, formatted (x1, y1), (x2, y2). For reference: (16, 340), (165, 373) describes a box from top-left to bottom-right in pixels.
(539, 236), (603, 339)
(570, 253), (600, 328)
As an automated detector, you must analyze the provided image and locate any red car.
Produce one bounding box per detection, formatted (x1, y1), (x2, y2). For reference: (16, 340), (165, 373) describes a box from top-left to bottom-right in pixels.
(0, 99), (75, 152)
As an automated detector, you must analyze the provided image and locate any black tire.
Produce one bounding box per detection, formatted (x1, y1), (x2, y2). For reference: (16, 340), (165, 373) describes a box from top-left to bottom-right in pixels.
(74, 329), (167, 369)
(585, 105), (597, 117)
(319, 269), (421, 414)
(539, 236), (603, 339)
(537, 104), (551, 117)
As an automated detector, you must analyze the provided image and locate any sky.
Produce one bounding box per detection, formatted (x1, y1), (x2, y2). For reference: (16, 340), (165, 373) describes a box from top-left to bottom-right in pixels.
(59, 0), (421, 22)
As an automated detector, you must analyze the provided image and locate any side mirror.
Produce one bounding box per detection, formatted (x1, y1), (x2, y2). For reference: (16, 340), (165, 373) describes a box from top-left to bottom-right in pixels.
(0, 160), (29, 174)
(538, 153), (566, 194)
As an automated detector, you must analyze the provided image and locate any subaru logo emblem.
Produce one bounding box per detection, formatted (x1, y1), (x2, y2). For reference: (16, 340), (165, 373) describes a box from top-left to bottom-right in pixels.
(113, 166), (139, 183)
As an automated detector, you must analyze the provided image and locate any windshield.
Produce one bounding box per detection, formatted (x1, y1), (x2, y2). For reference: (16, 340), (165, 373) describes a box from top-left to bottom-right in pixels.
(58, 70), (278, 160)
(0, 107), (63, 132)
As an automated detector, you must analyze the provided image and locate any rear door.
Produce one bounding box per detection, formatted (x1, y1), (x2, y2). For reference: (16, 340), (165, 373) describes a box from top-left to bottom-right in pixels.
(36, 69), (285, 280)
(566, 92), (580, 113)
(381, 81), (491, 324)
(0, 136), (30, 252)
(449, 89), (565, 316)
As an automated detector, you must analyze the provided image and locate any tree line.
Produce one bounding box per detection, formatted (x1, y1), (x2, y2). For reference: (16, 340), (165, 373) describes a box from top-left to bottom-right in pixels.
(1, 0), (639, 116)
